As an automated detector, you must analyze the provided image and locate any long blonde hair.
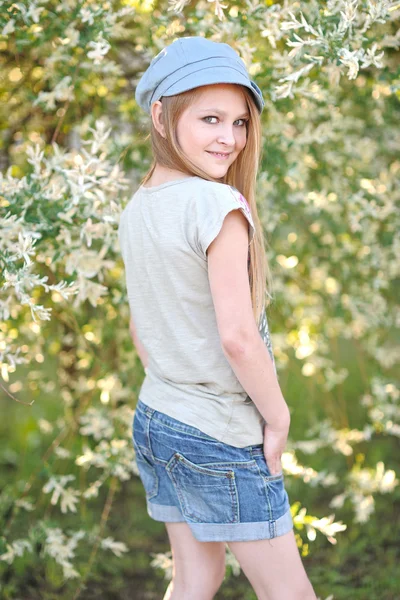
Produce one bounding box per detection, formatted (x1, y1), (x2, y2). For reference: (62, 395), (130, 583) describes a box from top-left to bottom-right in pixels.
(140, 85), (273, 325)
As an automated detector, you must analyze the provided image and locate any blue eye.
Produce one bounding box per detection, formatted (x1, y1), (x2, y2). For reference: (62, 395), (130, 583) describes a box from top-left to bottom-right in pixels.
(202, 116), (248, 126)
(203, 116), (218, 124)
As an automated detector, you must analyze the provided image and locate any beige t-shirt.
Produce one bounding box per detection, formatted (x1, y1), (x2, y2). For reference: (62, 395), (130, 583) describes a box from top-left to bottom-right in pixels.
(118, 175), (276, 448)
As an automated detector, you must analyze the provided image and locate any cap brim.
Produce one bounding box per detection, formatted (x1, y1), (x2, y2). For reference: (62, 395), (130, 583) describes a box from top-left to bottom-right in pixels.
(158, 67), (264, 113)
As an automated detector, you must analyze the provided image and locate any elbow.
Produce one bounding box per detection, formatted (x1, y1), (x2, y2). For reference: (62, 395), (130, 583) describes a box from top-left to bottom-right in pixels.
(221, 328), (255, 357)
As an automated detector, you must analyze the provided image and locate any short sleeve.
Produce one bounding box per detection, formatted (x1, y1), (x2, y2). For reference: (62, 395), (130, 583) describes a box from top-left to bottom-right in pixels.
(195, 184), (255, 257)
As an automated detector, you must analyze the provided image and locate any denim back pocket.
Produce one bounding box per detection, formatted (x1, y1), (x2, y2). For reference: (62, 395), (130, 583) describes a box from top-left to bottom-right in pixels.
(166, 452), (239, 524)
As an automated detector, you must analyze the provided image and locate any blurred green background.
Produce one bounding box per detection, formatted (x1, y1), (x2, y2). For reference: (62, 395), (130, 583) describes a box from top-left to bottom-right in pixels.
(1, 0), (399, 598)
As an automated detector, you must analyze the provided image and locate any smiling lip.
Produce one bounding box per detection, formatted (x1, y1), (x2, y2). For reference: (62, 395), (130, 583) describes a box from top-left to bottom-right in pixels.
(207, 151), (231, 159)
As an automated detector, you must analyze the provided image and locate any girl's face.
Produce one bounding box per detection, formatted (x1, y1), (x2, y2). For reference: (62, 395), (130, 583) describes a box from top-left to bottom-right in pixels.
(176, 84), (249, 179)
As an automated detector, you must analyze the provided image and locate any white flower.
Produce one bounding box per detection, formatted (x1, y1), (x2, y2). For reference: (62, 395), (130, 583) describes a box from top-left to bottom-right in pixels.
(15, 499), (35, 511)
(2, 18), (16, 36)
(26, 143), (45, 176)
(150, 550), (173, 580)
(353, 493), (375, 523)
(329, 493), (347, 509)
(309, 514), (347, 544)
(74, 278), (109, 308)
(20, 296), (53, 323)
(83, 479), (103, 499)
(278, 62), (315, 84)
(0, 295), (12, 320)
(11, 232), (37, 266)
(87, 32), (111, 65)
(44, 528), (85, 579)
(112, 464), (131, 481)
(43, 475), (80, 513)
(83, 119), (112, 154)
(33, 76), (75, 110)
(25, 2), (45, 23)
(80, 7), (96, 25)
(360, 42), (385, 69)
(337, 47), (362, 79)
(272, 81), (294, 100)
(168, 0), (191, 13)
(0, 540), (33, 564)
(76, 446), (96, 468)
(38, 419), (54, 434)
(79, 408), (114, 440)
(54, 446), (72, 459)
(101, 537), (129, 557)
(338, 0), (358, 32)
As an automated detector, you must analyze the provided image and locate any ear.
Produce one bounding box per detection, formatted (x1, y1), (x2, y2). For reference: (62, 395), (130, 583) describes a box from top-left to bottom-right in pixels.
(151, 100), (166, 138)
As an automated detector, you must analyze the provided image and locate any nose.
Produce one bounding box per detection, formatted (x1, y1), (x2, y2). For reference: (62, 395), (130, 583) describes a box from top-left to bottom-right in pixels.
(216, 123), (236, 146)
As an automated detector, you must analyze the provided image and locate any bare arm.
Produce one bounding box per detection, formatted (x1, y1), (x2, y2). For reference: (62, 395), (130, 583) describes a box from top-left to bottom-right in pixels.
(129, 316), (149, 372)
(207, 210), (290, 429)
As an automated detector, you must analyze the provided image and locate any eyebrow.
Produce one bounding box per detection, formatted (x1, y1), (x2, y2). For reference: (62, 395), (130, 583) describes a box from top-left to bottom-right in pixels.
(198, 108), (249, 119)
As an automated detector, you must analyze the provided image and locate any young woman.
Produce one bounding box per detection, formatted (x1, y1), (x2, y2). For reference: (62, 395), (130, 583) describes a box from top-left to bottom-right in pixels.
(119, 37), (317, 600)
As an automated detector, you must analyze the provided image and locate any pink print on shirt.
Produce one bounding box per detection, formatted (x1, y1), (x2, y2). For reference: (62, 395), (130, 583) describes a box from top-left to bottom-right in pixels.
(229, 188), (255, 230)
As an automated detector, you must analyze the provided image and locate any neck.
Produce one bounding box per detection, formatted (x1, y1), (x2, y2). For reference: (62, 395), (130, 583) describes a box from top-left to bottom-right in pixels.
(144, 165), (192, 187)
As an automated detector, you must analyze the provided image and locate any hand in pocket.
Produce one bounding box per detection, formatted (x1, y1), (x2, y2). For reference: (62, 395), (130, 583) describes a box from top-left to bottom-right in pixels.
(263, 421), (289, 476)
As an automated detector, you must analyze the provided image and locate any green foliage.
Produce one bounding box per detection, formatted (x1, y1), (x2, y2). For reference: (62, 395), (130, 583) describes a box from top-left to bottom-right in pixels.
(1, 0), (399, 598)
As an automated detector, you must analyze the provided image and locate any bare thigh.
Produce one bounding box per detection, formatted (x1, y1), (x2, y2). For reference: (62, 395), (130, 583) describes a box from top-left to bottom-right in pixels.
(228, 529), (317, 600)
(163, 522), (226, 600)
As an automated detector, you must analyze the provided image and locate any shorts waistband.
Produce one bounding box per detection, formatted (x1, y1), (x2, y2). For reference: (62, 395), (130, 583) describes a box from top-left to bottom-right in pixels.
(136, 398), (155, 417)
(135, 398), (265, 455)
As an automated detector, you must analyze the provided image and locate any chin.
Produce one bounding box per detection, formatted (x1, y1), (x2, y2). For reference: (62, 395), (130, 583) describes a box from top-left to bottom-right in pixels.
(201, 164), (229, 178)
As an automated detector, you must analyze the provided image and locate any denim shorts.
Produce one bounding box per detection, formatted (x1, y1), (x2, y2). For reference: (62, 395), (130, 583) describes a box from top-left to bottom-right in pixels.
(132, 398), (293, 542)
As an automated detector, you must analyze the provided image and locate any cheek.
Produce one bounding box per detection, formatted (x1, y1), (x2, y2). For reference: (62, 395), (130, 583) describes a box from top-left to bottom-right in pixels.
(177, 123), (203, 151)
(176, 122), (187, 149)
(182, 126), (213, 153)
(236, 129), (247, 151)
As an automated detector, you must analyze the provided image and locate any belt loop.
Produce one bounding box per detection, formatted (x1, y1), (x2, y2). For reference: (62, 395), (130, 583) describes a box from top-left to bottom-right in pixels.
(144, 404), (155, 417)
(137, 398), (155, 417)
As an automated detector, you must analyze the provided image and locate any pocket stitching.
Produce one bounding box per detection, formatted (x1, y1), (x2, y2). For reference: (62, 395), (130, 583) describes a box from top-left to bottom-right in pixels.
(166, 453), (239, 524)
(167, 453), (234, 477)
(195, 460), (256, 470)
(263, 473), (284, 482)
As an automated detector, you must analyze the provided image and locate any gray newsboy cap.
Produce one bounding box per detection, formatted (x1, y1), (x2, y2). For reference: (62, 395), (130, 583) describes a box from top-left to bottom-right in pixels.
(135, 36), (264, 114)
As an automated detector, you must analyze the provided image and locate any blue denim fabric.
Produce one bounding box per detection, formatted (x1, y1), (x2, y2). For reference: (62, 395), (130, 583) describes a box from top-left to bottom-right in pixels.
(132, 398), (293, 542)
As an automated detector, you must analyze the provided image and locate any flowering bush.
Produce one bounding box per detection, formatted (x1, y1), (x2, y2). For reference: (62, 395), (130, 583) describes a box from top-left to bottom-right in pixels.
(0, 0), (399, 598)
